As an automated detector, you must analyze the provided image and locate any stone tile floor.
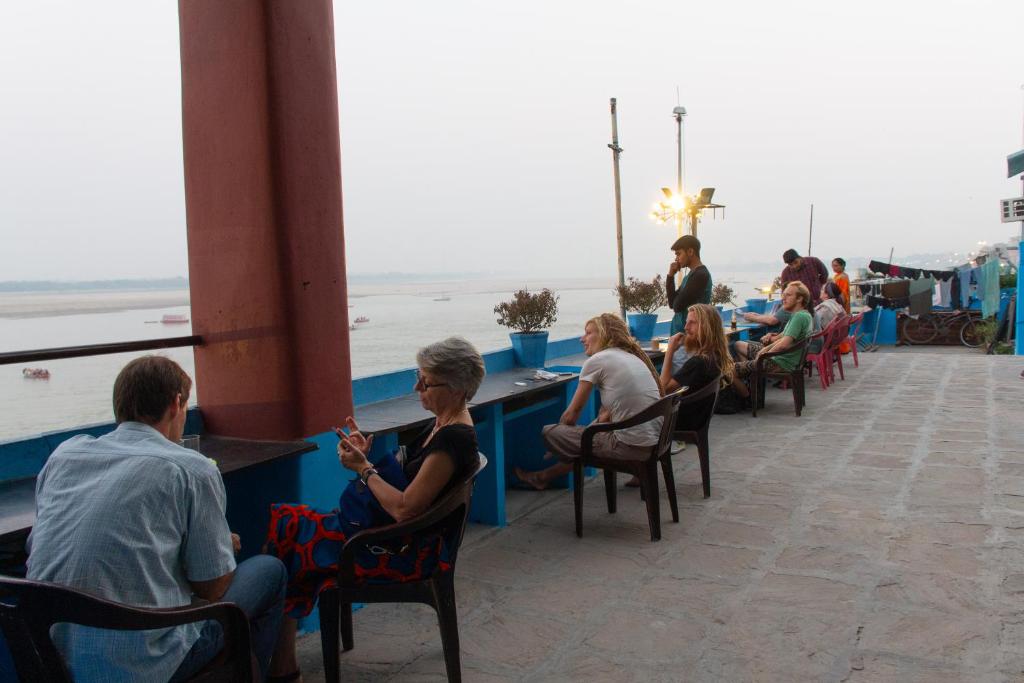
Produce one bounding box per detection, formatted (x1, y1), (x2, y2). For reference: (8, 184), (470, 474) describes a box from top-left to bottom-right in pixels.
(297, 350), (1024, 681)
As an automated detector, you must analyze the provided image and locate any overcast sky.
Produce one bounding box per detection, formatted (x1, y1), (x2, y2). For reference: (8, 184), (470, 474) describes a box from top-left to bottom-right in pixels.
(2, 0), (1022, 282)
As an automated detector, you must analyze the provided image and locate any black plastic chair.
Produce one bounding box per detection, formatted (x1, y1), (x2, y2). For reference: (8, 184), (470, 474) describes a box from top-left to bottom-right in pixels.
(668, 375), (722, 502)
(318, 454), (487, 683)
(750, 337), (811, 417)
(572, 389), (685, 542)
(0, 575), (252, 682)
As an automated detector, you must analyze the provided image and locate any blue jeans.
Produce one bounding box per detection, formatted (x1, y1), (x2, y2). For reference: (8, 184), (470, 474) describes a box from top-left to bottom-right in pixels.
(170, 555), (287, 682)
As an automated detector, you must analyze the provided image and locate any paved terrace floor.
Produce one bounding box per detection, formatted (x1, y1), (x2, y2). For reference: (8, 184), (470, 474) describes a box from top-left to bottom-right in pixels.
(297, 349), (1024, 682)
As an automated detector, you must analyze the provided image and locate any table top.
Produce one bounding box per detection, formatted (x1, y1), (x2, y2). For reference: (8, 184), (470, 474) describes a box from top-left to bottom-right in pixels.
(354, 366), (580, 436)
(0, 434), (317, 542)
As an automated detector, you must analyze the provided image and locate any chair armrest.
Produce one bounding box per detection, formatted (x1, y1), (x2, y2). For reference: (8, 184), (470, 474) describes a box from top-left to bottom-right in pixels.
(755, 338), (808, 371)
(579, 388), (685, 458)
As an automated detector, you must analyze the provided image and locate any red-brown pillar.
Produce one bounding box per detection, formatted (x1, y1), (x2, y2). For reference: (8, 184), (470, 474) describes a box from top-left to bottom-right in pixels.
(178, 0), (351, 439)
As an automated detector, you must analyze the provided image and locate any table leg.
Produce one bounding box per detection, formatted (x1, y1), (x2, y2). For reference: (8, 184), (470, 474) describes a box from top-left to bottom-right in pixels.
(469, 404), (506, 526)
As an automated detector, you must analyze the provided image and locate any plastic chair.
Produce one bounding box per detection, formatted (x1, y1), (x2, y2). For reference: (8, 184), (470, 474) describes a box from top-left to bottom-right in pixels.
(669, 376), (722, 500)
(318, 455), (487, 683)
(804, 326), (833, 390)
(750, 337), (811, 417)
(846, 312), (865, 367)
(571, 388), (685, 542)
(828, 316), (851, 383)
(0, 575), (252, 682)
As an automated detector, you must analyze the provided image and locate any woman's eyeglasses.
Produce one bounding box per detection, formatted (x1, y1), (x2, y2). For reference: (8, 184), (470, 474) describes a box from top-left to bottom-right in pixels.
(415, 369), (448, 390)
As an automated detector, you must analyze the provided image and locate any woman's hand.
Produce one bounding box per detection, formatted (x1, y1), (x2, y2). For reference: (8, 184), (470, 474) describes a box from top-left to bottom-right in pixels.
(334, 418), (374, 474)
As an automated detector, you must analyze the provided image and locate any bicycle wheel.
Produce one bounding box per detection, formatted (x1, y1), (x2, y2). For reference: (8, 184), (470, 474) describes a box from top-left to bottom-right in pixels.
(959, 318), (982, 347)
(902, 315), (938, 344)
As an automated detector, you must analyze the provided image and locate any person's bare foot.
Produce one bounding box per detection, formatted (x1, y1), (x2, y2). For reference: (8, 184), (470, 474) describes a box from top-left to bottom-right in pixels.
(514, 467), (549, 490)
(625, 475), (640, 488)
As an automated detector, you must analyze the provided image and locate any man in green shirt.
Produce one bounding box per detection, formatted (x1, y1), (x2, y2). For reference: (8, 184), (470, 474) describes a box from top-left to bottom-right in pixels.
(731, 281), (813, 400)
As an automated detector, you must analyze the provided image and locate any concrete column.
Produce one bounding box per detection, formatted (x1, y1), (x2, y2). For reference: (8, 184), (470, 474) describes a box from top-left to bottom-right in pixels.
(178, 0), (351, 438)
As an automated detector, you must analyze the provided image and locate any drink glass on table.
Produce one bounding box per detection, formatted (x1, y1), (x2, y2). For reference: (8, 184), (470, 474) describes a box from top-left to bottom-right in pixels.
(180, 434), (201, 452)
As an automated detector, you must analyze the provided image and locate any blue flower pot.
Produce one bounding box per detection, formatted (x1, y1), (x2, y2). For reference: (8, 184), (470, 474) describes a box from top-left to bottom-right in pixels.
(627, 313), (658, 342)
(510, 332), (549, 368)
(745, 298), (768, 314)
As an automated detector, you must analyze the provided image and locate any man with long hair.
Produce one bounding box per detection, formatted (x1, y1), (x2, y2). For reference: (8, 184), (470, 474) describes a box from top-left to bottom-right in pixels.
(514, 313), (662, 490)
(659, 303), (734, 400)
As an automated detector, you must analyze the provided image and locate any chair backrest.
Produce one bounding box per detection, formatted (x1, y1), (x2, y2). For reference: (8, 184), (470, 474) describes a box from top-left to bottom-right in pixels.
(581, 388), (686, 463)
(340, 454), (488, 581)
(0, 576), (252, 682)
(847, 311), (865, 337)
(674, 373), (722, 435)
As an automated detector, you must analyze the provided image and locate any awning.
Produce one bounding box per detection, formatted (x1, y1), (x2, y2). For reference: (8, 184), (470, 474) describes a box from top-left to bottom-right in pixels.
(1009, 149), (1024, 178)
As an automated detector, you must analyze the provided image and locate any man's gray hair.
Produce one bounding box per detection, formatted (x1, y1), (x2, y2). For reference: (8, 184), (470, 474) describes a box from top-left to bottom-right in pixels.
(416, 336), (486, 400)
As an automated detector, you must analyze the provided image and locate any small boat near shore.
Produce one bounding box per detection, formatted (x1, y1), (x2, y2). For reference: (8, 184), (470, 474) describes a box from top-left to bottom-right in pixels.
(433, 296), (451, 301)
(353, 316), (369, 324)
(22, 368), (50, 380)
(161, 314), (190, 324)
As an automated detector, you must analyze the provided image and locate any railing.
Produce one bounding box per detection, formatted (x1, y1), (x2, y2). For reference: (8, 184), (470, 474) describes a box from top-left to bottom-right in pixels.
(0, 336), (202, 365)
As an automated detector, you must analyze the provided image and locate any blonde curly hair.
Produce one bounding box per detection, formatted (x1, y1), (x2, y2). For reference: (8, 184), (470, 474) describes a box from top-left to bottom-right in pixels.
(586, 313), (663, 395)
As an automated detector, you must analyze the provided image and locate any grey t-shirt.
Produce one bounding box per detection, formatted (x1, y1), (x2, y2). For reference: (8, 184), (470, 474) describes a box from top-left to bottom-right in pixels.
(27, 422), (236, 683)
(581, 348), (662, 446)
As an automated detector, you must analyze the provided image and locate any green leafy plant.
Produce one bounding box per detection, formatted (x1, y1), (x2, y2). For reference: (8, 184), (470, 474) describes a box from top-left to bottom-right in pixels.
(615, 276), (667, 314)
(974, 319), (1000, 347)
(494, 288), (559, 333)
(711, 283), (736, 306)
(1000, 269), (1017, 289)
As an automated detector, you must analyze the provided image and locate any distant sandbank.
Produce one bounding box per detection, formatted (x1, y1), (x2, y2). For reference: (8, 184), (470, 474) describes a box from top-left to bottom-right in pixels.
(0, 290), (190, 319)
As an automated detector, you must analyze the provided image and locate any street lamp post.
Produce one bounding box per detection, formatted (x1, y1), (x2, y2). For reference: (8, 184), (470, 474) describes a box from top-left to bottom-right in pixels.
(673, 106), (686, 239)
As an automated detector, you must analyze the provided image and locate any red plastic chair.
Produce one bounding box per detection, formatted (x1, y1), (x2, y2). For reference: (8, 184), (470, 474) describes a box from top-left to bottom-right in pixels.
(805, 317), (845, 390)
(828, 316), (851, 383)
(845, 312), (865, 367)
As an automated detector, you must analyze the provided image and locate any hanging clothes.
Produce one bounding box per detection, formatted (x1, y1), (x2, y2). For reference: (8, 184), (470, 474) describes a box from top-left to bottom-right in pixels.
(938, 278), (952, 308)
(867, 260), (955, 281)
(980, 259), (1000, 318)
(866, 294), (910, 309)
(957, 266), (973, 309)
(908, 277), (935, 316)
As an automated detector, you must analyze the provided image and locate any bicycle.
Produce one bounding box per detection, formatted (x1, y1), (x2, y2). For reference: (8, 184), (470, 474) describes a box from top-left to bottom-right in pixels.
(900, 310), (983, 347)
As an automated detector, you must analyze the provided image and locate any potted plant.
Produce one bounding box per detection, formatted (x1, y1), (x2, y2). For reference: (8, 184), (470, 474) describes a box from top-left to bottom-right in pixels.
(494, 288), (559, 367)
(711, 283), (736, 314)
(615, 276), (666, 342)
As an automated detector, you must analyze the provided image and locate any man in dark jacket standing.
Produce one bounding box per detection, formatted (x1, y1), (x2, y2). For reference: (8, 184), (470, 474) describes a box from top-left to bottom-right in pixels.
(667, 235), (712, 371)
(779, 248), (829, 306)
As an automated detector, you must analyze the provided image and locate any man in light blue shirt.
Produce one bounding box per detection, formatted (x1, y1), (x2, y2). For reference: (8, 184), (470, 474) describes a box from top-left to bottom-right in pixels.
(27, 356), (286, 681)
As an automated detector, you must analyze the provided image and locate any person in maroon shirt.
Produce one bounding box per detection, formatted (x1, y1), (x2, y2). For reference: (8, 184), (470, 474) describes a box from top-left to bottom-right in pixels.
(779, 249), (829, 306)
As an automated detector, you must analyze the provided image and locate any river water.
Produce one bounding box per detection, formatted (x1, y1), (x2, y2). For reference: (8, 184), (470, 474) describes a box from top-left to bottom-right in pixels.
(0, 272), (773, 441)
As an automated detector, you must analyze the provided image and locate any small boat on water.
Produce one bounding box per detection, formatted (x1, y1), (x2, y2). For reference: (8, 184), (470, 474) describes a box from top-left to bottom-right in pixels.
(349, 323), (358, 331)
(353, 316), (369, 324)
(161, 314), (190, 324)
(23, 368), (50, 380)
(433, 296), (451, 301)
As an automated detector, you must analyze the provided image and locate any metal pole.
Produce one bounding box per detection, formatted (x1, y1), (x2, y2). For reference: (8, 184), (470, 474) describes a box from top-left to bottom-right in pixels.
(807, 204), (814, 255)
(1017, 85), (1024, 353)
(609, 98), (627, 321)
(675, 109), (684, 239)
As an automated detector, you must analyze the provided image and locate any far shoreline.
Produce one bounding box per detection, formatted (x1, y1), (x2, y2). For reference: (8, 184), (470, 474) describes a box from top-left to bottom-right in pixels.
(0, 290), (191, 319)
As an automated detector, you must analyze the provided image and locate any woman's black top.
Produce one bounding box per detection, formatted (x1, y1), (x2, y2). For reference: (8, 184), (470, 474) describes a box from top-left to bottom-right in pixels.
(671, 355), (720, 431)
(403, 422), (479, 500)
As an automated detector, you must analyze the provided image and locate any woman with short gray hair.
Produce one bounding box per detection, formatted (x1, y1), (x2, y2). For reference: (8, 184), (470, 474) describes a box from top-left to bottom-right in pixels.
(416, 336), (486, 401)
(265, 337), (484, 681)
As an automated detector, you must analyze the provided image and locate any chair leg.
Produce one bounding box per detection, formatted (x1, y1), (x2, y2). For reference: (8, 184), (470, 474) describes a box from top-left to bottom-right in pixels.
(341, 602), (354, 652)
(639, 463), (661, 541)
(815, 356), (828, 390)
(835, 350), (845, 381)
(794, 373), (804, 416)
(318, 589), (341, 683)
(750, 373), (759, 417)
(573, 460), (584, 538)
(697, 431), (711, 498)
(433, 573), (462, 683)
(603, 469), (617, 514)
(659, 454), (679, 522)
